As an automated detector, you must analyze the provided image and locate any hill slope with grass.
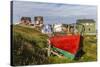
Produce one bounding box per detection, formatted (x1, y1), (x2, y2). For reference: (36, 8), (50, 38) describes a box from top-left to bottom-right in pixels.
(12, 25), (49, 66)
(12, 25), (97, 66)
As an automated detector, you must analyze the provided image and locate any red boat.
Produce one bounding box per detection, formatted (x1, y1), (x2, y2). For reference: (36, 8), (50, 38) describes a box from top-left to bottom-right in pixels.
(49, 34), (80, 55)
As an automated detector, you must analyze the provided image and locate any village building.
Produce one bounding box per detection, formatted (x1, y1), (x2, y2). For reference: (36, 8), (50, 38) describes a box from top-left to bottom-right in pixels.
(20, 17), (32, 25)
(53, 24), (63, 32)
(76, 19), (96, 35)
(34, 16), (44, 28)
(41, 24), (52, 34)
(52, 24), (75, 34)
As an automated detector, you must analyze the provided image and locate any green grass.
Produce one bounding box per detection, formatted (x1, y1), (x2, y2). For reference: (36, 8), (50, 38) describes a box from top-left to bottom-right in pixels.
(12, 25), (97, 66)
(12, 25), (49, 66)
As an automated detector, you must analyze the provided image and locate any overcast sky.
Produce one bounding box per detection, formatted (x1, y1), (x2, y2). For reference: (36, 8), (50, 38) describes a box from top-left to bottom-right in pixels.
(12, 1), (97, 24)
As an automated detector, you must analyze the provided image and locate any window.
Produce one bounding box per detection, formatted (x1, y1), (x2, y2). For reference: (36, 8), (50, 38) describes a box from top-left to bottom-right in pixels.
(89, 28), (90, 31)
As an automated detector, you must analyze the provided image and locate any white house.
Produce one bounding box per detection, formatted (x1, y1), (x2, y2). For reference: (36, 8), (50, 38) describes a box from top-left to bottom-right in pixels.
(53, 24), (63, 32)
(41, 24), (52, 34)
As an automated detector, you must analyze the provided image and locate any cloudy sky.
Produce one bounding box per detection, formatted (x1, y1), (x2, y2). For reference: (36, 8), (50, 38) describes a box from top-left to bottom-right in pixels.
(12, 1), (97, 24)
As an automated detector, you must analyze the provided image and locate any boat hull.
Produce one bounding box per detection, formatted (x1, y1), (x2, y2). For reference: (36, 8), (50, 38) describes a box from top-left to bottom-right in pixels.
(49, 35), (80, 55)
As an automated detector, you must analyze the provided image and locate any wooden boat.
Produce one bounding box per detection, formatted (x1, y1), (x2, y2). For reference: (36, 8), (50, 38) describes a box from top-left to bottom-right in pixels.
(49, 34), (80, 59)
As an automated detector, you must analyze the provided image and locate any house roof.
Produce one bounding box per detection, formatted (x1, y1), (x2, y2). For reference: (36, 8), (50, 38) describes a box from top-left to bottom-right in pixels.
(76, 19), (95, 23)
(21, 17), (31, 22)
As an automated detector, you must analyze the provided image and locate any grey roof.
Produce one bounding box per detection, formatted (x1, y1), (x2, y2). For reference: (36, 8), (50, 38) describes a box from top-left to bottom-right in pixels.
(76, 19), (95, 23)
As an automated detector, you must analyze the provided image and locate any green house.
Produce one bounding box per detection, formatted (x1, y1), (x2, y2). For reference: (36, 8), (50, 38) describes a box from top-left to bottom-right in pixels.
(76, 19), (96, 35)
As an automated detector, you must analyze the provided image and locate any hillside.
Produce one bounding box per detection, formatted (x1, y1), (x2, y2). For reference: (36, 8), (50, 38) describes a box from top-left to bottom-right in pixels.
(12, 25), (49, 65)
(12, 25), (97, 66)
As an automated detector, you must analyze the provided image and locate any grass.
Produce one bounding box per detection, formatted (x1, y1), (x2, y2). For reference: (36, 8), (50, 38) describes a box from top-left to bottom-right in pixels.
(12, 24), (97, 66)
(12, 25), (49, 66)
